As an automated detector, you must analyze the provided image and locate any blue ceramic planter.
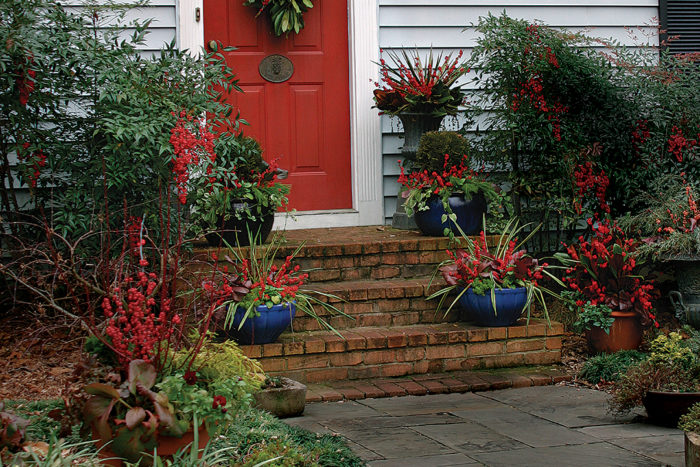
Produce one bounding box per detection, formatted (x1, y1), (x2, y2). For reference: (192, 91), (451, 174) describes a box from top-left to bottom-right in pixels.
(228, 302), (296, 344)
(457, 287), (528, 327)
(413, 193), (487, 237)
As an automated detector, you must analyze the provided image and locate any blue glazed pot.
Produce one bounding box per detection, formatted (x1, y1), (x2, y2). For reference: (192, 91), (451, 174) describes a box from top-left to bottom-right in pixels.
(228, 302), (296, 344)
(413, 193), (487, 237)
(457, 287), (528, 327)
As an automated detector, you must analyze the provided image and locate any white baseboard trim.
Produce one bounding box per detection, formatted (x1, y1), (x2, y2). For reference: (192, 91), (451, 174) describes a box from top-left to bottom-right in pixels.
(273, 210), (361, 230)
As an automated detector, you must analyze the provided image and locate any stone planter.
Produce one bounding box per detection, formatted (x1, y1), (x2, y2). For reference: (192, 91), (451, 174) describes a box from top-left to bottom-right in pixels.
(669, 258), (700, 329)
(253, 377), (307, 418)
(642, 390), (700, 427)
(392, 112), (444, 230)
(685, 432), (700, 467)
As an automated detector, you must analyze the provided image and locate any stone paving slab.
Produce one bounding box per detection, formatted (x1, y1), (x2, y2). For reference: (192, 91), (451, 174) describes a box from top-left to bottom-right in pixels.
(283, 385), (684, 466)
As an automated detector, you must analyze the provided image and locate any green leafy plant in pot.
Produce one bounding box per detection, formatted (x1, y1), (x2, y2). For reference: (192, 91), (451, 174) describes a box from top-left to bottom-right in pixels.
(243, 0), (314, 36)
(186, 121), (290, 247)
(429, 220), (562, 326)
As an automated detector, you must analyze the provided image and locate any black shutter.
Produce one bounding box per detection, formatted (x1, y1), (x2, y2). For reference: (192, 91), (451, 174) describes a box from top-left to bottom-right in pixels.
(660, 0), (700, 54)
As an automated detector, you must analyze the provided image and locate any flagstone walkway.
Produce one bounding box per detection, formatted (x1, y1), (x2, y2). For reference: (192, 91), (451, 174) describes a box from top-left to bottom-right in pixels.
(284, 385), (684, 466)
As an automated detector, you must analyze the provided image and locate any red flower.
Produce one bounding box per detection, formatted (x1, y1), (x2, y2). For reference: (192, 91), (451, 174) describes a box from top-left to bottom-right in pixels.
(212, 395), (227, 409)
(183, 371), (198, 385)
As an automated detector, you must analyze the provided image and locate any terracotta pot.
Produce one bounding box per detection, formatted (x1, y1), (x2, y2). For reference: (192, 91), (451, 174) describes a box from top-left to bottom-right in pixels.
(94, 424), (209, 466)
(585, 310), (642, 354)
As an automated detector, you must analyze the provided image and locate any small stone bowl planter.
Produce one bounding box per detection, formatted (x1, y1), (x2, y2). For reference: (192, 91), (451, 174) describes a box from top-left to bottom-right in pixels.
(253, 377), (307, 418)
(686, 432), (700, 467)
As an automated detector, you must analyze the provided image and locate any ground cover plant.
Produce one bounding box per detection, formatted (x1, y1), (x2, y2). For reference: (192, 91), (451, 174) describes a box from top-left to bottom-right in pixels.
(578, 350), (648, 384)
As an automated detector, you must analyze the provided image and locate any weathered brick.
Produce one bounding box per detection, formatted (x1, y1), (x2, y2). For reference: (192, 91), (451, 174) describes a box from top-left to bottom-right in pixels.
(305, 368), (349, 383)
(343, 243), (363, 255)
(323, 335), (346, 353)
(487, 327), (507, 340)
(468, 342), (503, 356)
(286, 354), (328, 370)
(396, 381), (428, 396)
(360, 330), (387, 349)
(241, 345), (262, 359)
(448, 329), (467, 343)
(455, 373), (489, 391)
(381, 329), (408, 348)
(522, 350), (560, 365)
(391, 312), (420, 326)
(385, 286), (406, 299)
(357, 314), (393, 327)
(412, 359), (430, 374)
(377, 298), (410, 312)
(337, 387), (365, 400)
(466, 328), (488, 342)
(371, 266), (400, 279)
(283, 341), (305, 356)
(428, 359), (444, 373)
(506, 339), (545, 353)
(341, 268), (364, 281)
(317, 388), (343, 402)
(344, 302), (374, 315)
(510, 375), (533, 388)
(309, 269), (341, 282)
(304, 337), (326, 354)
(305, 390), (323, 403)
(343, 331), (368, 351)
(381, 241), (401, 253)
(404, 327), (429, 346)
(426, 345), (466, 360)
(439, 378), (470, 392)
(329, 352), (364, 367)
(478, 373), (512, 390)
(375, 382), (407, 397)
(382, 253), (403, 265)
(353, 383), (384, 398)
(348, 288), (368, 301)
(526, 323), (548, 337)
(528, 373), (553, 386)
(546, 337), (563, 350)
(347, 366), (381, 380)
(364, 349), (396, 365)
(396, 347), (425, 362)
(363, 243), (381, 254)
(427, 329), (449, 345)
(380, 363), (412, 378)
(421, 380), (449, 394)
(359, 255), (381, 267)
(547, 321), (565, 335)
(263, 343), (283, 357)
(260, 358), (286, 372)
(507, 325), (528, 339)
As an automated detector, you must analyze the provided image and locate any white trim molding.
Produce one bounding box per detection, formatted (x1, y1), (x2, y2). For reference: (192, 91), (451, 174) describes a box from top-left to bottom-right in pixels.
(177, 0), (383, 229)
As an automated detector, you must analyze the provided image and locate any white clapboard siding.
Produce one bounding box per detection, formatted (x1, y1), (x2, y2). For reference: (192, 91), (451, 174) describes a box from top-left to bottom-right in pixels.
(379, 0), (660, 223)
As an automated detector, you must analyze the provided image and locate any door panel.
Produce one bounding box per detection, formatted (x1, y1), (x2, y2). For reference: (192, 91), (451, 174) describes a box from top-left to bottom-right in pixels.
(203, 1), (352, 211)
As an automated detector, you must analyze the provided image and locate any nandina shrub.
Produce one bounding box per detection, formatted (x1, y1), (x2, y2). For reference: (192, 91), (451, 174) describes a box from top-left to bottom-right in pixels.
(467, 13), (639, 250)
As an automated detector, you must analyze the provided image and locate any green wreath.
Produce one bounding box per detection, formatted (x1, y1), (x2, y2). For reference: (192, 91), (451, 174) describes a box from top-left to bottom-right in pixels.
(243, 0), (314, 36)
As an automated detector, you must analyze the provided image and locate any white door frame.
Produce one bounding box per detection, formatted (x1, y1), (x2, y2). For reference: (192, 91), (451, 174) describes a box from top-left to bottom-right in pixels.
(177, 0), (384, 229)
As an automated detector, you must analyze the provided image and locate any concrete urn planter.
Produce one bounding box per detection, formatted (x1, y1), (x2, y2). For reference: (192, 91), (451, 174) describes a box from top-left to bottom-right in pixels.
(686, 432), (700, 467)
(253, 377), (307, 418)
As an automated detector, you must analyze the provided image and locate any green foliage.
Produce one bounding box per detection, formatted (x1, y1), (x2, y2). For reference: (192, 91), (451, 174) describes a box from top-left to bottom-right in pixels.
(679, 403), (700, 433)
(579, 350), (648, 384)
(168, 339), (266, 393)
(611, 333), (700, 414)
(243, 0), (313, 36)
(0, 0), (245, 251)
(561, 291), (615, 334)
(649, 332), (697, 369)
(0, 402), (30, 451)
(8, 437), (101, 466)
(415, 131), (471, 173)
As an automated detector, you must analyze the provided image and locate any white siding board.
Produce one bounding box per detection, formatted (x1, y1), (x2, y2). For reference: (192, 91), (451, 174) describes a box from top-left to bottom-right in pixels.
(379, 0), (659, 222)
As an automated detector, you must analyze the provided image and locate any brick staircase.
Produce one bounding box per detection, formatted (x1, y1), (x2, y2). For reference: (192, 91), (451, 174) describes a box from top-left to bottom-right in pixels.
(199, 226), (564, 384)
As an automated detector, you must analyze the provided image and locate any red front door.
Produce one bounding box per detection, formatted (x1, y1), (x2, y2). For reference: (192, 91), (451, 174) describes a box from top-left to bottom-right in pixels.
(203, 1), (352, 211)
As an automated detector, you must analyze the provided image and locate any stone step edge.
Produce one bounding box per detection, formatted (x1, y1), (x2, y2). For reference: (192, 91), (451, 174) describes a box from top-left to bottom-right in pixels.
(241, 320), (565, 359)
(303, 366), (573, 403)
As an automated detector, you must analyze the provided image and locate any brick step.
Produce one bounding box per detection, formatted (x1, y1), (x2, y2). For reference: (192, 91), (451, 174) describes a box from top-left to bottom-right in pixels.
(305, 366), (573, 402)
(241, 320), (564, 384)
(292, 277), (454, 332)
(193, 226), (500, 283)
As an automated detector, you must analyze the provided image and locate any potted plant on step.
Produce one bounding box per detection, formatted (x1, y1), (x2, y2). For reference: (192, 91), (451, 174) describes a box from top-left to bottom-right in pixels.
(221, 233), (347, 344)
(185, 121), (289, 247)
(429, 220), (562, 326)
(620, 175), (700, 327)
(611, 332), (700, 427)
(556, 218), (659, 353)
(372, 48), (470, 229)
(398, 132), (502, 237)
